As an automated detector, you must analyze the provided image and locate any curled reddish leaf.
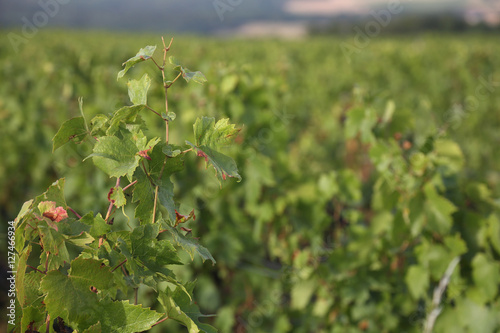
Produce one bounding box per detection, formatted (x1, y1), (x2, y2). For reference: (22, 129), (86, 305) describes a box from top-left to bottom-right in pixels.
(197, 150), (208, 162)
(138, 148), (152, 160)
(107, 187), (115, 204)
(174, 209), (196, 227)
(40, 201), (68, 222)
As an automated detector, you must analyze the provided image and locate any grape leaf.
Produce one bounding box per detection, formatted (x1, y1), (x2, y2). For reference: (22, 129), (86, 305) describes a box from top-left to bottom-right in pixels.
(106, 105), (145, 136)
(41, 257), (161, 332)
(159, 282), (217, 333)
(52, 117), (88, 152)
(109, 186), (126, 208)
(162, 223), (215, 264)
(86, 136), (140, 179)
(193, 117), (240, 149)
(82, 322), (102, 333)
(99, 300), (163, 333)
(16, 247), (32, 307)
(424, 183), (457, 234)
(38, 221), (71, 270)
(116, 225), (181, 290)
(155, 155), (184, 223)
(405, 265), (429, 299)
(90, 114), (109, 136)
(117, 45), (156, 79)
(162, 111), (176, 122)
(133, 145), (184, 224)
(132, 167), (157, 224)
(162, 144), (181, 157)
(33, 178), (67, 209)
(472, 253), (500, 303)
(127, 73), (151, 105)
(187, 142), (241, 186)
(21, 305), (45, 333)
(80, 213), (111, 238)
(169, 56), (207, 84)
(40, 258), (114, 330)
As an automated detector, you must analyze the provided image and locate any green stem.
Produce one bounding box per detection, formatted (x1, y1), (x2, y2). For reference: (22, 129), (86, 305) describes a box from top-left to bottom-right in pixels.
(145, 105), (162, 118)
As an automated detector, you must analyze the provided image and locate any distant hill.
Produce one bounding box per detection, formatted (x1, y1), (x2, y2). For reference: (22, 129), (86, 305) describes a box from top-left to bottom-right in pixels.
(1, 0), (498, 36)
(0, 0), (291, 33)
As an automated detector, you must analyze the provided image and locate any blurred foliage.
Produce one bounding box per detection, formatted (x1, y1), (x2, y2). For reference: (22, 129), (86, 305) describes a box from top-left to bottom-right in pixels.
(1, 30), (500, 332)
(310, 13), (500, 35)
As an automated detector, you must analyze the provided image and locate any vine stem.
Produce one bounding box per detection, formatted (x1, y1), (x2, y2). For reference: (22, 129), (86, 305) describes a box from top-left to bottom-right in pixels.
(145, 105), (162, 118)
(423, 257), (460, 333)
(152, 317), (169, 328)
(111, 259), (127, 272)
(161, 36), (173, 146)
(100, 177), (120, 248)
(152, 185), (159, 223)
(105, 177), (120, 222)
(152, 37), (174, 223)
(45, 314), (50, 333)
(122, 180), (138, 192)
(67, 206), (82, 219)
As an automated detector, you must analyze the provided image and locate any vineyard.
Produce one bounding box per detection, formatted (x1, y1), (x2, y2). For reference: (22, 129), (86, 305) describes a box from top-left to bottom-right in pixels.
(1, 30), (500, 332)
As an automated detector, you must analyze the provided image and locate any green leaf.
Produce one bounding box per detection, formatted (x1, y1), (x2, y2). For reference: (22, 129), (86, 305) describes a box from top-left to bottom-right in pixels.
(162, 111), (176, 122)
(86, 136), (140, 179)
(433, 139), (464, 175)
(193, 117), (240, 149)
(424, 183), (457, 234)
(163, 223), (215, 264)
(132, 145), (184, 224)
(182, 70), (207, 84)
(187, 117), (241, 184)
(187, 143), (241, 186)
(132, 167), (156, 224)
(80, 213), (111, 238)
(38, 221), (71, 270)
(155, 156), (184, 223)
(14, 199), (33, 225)
(169, 56), (182, 69)
(162, 144), (181, 158)
(110, 186), (126, 208)
(291, 280), (316, 310)
(117, 45), (156, 79)
(42, 261), (162, 332)
(345, 107), (377, 143)
(127, 73), (151, 105)
(169, 56), (207, 84)
(456, 298), (498, 332)
(96, 300), (163, 333)
(106, 105), (145, 136)
(159, 282), (217, 333)
(90, 114), (109, 136)
(66, 232), (95, 248)
(117, 224), (181, 289)
(40, 258), (115, 331)
(21, 305), (46, 333)
(471, 253), (500, 303)
(82, 322), (102, 333)
(405, 265), (429, 299)
(487, 214), (500, 255)
(52, 117), (88, 152)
